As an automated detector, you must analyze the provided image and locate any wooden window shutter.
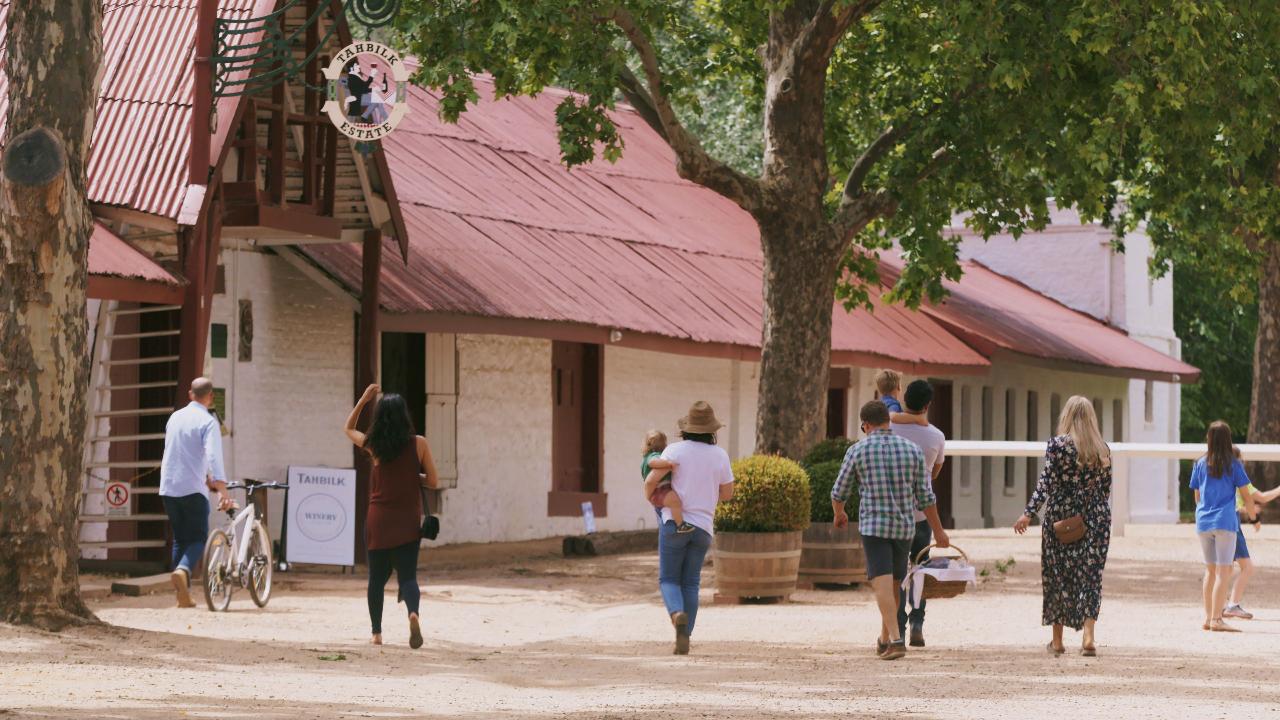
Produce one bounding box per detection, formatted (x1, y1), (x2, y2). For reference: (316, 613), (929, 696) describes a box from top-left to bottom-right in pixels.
(425, 333), (458, 487)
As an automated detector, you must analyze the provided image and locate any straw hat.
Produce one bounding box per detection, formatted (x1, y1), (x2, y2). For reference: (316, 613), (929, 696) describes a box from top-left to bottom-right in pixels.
(677, 401), (723, 434)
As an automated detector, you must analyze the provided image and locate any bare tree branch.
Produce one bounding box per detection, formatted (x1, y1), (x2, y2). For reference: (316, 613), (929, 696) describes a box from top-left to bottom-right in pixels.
(605, 7), (763, 213)
(615, 65), (668, 143)
(833, 188), (899, 242)
(844, 124), (906, 198)
(794, 0), (882, 64)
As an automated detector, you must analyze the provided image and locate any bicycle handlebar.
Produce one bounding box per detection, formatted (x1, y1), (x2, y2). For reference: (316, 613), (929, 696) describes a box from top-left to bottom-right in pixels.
(224, 480), (290, 491)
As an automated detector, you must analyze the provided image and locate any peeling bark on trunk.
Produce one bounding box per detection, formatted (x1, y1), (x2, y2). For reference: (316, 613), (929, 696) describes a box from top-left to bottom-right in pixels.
(754, 219), (841, 457)
(0, 0), (103, 630)
(1249, 239), (1280, 507)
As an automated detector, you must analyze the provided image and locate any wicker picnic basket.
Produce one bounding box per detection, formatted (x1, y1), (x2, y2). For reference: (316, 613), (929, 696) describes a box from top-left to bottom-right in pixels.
(914, 543), (971, 600)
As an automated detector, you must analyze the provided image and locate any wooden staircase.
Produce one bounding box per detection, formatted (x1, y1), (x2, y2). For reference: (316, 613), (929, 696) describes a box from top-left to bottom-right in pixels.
(79, 301), (182, 569)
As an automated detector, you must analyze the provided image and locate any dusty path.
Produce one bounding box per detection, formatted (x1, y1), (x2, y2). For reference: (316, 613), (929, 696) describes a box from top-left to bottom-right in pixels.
(2, 527), (1275, 719)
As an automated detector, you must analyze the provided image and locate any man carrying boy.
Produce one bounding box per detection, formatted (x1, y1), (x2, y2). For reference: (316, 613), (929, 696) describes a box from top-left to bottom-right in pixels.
(833, 400), (949, 660)
(890, 380), (947, 647)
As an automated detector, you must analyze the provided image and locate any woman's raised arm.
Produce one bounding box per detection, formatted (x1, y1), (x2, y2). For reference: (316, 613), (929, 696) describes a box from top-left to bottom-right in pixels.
(344, 383), (380, 447)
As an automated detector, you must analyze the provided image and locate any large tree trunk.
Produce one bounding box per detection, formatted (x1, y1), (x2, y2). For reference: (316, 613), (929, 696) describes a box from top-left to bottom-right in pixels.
(754, 216), (842, 458)
(1249, 239), (1280, 507)
(750, 2), (845, 459)
(0, 0), (103, 630)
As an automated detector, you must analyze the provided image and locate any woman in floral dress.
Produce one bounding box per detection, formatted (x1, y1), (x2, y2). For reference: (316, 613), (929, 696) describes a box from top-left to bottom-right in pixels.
(1014, 396), (1112, 657)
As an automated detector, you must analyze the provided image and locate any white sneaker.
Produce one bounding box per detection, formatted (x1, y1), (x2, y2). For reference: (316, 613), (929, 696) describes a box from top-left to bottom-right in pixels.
(1223, 604), (1253, 620)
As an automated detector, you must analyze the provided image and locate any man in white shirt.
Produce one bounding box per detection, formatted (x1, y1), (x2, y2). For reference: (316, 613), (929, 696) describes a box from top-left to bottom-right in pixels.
(159, 377), (232, 607)
(890, 379), (947, 647)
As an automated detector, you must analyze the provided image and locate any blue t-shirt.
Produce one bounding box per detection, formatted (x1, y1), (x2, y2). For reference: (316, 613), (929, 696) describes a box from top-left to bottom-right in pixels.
(1190, 458), (1250, 533)
(881, 395), (902, 413)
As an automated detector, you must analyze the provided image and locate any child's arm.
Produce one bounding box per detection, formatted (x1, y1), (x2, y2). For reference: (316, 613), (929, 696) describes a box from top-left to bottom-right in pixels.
(647, 457), (676, 470)
(890, 411), (928, 426)
(643, 467), (671, 498)
(1255, 485), (1280, 505)
(1241, 485), (1258, 523)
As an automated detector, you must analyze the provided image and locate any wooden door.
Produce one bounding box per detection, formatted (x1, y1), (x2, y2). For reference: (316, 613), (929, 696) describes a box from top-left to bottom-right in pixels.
(380, 332), (426, 434)
(928, 380), (955, 529)
(551, 342), (601, 497)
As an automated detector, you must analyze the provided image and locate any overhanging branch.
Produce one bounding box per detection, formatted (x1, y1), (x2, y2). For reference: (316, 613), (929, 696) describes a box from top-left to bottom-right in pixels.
(606, 6), (763, 213)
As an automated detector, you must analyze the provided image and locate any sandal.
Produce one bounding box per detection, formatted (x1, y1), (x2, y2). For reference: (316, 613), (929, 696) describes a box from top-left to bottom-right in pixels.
(1209, 618), (1241, 633)
(408, 614), (423, 649)
(1046, 641), (1065, 656)
(1081, 645), (1097, 657)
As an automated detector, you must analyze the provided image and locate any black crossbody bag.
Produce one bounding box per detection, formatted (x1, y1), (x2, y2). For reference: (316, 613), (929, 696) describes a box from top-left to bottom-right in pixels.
(419, 487), (440, 540)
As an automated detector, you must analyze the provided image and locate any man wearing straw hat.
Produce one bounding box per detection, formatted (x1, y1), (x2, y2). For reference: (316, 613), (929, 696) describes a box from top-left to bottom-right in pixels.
(833, 400), (949, 660)
(645, 401), (734, 655)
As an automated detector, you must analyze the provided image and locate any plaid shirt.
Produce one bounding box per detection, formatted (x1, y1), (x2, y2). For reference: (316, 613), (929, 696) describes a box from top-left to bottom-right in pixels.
(831, 429), (935, 540)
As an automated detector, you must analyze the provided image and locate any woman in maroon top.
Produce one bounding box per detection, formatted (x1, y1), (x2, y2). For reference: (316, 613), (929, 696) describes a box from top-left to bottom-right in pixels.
(345, 384), (439, 648)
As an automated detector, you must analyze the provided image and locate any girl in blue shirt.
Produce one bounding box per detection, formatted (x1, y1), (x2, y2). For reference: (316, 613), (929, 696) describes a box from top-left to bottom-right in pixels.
(1190, 421), (1258, 632)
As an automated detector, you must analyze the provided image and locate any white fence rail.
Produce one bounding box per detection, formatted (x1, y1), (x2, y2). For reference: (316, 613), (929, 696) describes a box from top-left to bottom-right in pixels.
(944, 441), (1280, 536)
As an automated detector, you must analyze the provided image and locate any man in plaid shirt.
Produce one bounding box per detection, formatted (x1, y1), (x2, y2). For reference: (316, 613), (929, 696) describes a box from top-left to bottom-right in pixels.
(833, 400), (950, 660)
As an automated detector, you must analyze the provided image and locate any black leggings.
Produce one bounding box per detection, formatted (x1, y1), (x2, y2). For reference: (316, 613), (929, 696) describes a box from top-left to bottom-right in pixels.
(367, 540), (421, 634)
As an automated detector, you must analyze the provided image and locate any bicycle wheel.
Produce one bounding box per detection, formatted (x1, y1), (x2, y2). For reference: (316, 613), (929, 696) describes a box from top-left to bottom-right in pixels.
(245, 521), (273, 608)
(202, 529), (233, 612)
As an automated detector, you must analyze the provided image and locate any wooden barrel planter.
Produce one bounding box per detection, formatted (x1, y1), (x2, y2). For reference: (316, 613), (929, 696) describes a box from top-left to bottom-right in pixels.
(712, 530), (803, 601)
(798, 522), (867, 587)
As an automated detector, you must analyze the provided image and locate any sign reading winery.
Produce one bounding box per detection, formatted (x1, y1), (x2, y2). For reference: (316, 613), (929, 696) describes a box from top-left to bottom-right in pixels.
(322, 41), (411, 141)
(285, 466), (357, 566)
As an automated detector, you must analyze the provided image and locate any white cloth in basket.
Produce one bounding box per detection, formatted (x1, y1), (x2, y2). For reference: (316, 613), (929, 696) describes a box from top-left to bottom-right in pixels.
(901, 557), (977, 610)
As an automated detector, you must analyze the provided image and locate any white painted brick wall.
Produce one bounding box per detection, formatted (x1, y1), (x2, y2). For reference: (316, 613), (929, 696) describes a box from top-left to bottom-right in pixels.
(210, 247), (355, 540)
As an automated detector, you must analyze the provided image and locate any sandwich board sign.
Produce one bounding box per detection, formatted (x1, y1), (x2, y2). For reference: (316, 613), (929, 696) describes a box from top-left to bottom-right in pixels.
(285, 466), (356, 566)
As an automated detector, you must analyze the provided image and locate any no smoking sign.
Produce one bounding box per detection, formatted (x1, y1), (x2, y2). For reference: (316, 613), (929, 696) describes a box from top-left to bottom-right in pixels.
(104, 482), (130, 517)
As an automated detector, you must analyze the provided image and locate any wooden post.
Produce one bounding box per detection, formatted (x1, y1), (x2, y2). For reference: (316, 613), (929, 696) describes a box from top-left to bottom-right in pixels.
(353, 230), (382, 561)
(177, 184), (223, 401)
(302, 0), (319, 207)
(176, 223), (208, 400)
(190, 0), (215, 185)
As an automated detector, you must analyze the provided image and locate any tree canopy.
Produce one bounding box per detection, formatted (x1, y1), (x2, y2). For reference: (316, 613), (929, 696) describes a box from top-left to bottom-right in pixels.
(393, 1), (1280, 456)
(397, 1), (1191, 304)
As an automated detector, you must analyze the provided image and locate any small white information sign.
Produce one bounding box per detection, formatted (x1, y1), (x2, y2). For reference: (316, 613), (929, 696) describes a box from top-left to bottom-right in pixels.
(581, 501), (597, 535)
(104, 482), (130, 517)
(286, 466), (356, 566)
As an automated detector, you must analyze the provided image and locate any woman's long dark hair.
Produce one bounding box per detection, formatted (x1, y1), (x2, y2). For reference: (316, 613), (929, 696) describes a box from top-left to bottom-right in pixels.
(1205, 420), (1235, 478)
(363, 393), (415, 462)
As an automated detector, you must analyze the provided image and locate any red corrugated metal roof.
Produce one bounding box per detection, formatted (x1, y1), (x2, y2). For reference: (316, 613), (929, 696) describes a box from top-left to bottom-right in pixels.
(302, 76), (989, 372)
(0, 1), (263, 220)
(880, 258), (1199, 382)
(89, 222), (181, 285)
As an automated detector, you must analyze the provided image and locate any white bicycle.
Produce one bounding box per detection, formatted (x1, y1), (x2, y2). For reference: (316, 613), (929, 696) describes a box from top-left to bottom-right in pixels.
(202, 479), (288, 611)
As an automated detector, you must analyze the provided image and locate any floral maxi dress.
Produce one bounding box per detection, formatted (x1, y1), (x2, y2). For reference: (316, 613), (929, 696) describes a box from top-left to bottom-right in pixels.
(1024, 435), (1112, 630)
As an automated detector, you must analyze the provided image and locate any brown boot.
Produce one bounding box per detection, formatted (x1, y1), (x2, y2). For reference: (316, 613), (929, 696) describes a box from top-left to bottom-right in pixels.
(171, 568), (195, 608)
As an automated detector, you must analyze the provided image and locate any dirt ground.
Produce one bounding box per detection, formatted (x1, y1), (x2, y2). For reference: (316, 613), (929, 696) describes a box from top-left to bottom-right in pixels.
(2, 526), (1276, 719)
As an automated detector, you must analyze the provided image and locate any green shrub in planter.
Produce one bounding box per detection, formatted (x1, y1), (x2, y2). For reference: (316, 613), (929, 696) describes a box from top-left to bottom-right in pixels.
(805, 459), (860, 523)
(715, 455), (811, 533)
(801, 437), (853, 467)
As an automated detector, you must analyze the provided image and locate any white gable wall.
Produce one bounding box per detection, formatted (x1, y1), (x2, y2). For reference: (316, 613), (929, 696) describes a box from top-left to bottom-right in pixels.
(956, 208), (1182, 524)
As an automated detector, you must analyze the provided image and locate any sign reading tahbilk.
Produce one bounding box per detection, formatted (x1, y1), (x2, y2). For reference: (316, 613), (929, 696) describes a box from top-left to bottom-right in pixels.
(322, 41), (411, 143)
(285, 466), (357, 566)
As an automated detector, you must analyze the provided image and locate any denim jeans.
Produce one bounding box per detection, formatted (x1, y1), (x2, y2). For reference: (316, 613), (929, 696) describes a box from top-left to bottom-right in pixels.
(658, 520), (712, 635)
(161, 493), (210, 576)
(897, 520), (933, 634)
